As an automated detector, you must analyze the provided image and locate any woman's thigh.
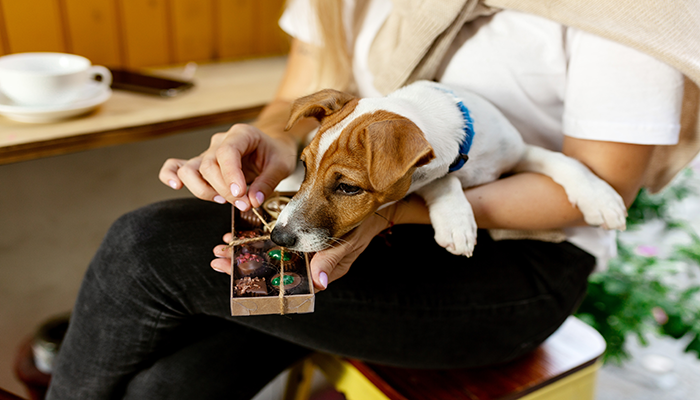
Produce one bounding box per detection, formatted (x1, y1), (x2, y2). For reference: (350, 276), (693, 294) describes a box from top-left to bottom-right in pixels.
(233, 222), (595, 368)
(110, 198), (594, 369)
(53, 197), (595, 399)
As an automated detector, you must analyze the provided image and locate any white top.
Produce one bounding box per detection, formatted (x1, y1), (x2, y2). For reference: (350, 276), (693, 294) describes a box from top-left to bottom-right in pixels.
(279, 0), (684, 269)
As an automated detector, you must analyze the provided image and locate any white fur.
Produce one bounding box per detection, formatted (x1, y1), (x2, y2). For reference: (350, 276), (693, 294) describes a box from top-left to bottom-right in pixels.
(285, 81), (627, 255)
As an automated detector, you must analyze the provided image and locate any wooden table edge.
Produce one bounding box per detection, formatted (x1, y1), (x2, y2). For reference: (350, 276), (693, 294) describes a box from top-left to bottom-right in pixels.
(0, 104), (264, 165)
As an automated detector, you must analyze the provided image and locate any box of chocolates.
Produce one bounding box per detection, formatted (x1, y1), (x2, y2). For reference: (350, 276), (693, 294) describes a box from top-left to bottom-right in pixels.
(230, 193), (315, 316)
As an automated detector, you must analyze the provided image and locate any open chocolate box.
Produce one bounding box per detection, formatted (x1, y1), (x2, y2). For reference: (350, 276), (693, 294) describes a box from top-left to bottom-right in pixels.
(230, 192), (315, 316)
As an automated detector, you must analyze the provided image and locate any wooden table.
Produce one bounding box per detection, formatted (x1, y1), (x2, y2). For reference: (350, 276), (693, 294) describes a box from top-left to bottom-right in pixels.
(0, 57), (287, 165)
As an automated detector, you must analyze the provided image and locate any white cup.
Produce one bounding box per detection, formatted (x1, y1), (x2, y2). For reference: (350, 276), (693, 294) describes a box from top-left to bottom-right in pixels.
(0, 52), (112, 107)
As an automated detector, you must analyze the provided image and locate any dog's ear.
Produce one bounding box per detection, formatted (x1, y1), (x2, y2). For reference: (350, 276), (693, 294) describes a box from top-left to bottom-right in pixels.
(365, 118), (435, 192)
(285, 89), (356, 130)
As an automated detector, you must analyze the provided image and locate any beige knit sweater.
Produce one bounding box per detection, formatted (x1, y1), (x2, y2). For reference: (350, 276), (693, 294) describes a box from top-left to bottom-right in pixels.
(368, 0), (700, 194)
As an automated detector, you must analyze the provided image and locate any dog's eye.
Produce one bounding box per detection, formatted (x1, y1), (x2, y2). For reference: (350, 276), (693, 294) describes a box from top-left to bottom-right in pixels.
(336, 183), (362, 195)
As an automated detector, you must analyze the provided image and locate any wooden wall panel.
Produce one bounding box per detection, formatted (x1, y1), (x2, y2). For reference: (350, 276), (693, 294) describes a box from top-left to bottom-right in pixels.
(63, 0), (122, 67)
(170, 0), (215, 63)
(0, 0), (289, 66)
(0, 0), (8, 55)
(1, 0), (66, 53)
(254, 0), (289, 56)
(217, 0), (255, 60)
(119, 0), (172, 68)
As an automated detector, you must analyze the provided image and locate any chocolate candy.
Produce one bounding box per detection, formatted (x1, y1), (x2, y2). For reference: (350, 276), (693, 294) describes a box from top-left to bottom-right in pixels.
(270, 272), (307, 295)
(263, 196), (290, 219)
(234, 253), (275, 279)
(234, 277), (268, 297)
(266, 246), (303, 271)
(235, 230), (271, 250)
(238, 208), (266, 228)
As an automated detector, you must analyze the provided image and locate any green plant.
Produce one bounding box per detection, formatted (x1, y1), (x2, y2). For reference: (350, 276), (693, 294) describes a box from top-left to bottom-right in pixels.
(576, 168), (700, 364)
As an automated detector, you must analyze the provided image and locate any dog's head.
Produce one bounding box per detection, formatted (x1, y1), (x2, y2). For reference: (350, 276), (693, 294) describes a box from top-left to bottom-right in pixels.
(270, 89), (435, 252)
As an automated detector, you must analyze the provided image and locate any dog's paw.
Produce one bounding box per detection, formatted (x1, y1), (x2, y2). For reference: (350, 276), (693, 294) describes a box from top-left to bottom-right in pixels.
(429, 202), (478, 257)
(566, 177), (627, 231)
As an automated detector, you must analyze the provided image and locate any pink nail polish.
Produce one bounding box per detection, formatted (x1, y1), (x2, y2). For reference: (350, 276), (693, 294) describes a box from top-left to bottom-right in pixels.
(256, 191), (265, 205)
(231, 183), (241, 197)
(213, 195), (227, 204)
(235, 200), (248, 211)
(168, 180), (178, 189)
(319, 272), (328, 289)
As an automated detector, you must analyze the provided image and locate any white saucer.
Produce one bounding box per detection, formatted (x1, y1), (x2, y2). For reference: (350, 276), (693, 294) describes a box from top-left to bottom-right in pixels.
(0, 82), (112, 123)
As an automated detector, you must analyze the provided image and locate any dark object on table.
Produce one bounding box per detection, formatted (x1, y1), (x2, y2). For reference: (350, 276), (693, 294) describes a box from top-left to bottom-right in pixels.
(109, 68), (193, 97)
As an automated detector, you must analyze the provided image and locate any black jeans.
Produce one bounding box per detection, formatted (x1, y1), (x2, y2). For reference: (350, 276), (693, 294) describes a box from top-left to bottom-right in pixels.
(47, 198), (595, 400)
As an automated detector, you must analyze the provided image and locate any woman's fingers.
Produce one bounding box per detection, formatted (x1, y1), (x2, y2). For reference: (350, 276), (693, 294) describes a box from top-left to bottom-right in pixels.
(247, 150), (297, 207)
(216, 132), (252, 187)
(309, 210), (396, 291)
(198, 151), (238, 206)
(176, 157), (226, 203)
(211, 243), (232, 274)
(217, 125), (298, 209)
(204, 130), (251, 208)
(159, 158), (186, 189)
(211, 233), (234, 274)
(160, 155), (226, 203)
(309, 248), (347, 291)
(160, 124), (297, 210)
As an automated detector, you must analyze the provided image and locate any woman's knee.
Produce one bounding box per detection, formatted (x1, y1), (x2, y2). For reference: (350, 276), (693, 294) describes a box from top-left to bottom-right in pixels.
(85, 199), (230, 305)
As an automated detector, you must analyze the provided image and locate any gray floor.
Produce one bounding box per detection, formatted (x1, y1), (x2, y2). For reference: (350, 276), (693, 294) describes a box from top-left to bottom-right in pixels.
(1, 126), (699, 398)
(0, 125), (218, 395)
(597, 334), (700, 400)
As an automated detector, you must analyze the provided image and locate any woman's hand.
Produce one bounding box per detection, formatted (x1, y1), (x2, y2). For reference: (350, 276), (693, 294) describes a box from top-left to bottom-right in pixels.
(306, 210), (393, 290)
(210, 202), (404, 291)
(159, 123), (298, 210)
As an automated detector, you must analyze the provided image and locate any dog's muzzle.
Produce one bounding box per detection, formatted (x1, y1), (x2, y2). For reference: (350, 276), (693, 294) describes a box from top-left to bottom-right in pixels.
(270, 225), (298, 248)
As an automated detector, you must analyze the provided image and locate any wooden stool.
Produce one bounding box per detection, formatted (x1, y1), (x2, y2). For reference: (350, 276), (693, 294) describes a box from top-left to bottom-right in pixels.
(285, 317), (606, 400)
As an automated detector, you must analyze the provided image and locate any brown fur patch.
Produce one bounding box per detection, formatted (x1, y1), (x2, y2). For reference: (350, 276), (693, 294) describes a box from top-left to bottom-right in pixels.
(285, 89), (358, 130)
(298, 109), (434, 239)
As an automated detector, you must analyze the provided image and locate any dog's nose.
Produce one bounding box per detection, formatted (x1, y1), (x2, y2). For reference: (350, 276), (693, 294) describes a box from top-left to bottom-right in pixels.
(270, 226), (298, 248)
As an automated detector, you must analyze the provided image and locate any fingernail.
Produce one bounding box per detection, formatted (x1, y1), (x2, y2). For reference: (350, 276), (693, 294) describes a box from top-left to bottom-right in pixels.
(319, 272), (328, 289)
(168, 180), (178, 189)
(231, 183), (241, 197)
(256, 191), (265, 205)
(213, 195), (227, 204)
(235, 200), (248, 211)
(211, 265), (226, 273)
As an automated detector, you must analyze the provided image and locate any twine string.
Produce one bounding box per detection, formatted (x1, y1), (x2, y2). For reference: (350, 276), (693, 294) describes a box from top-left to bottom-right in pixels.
(252, 207), (273, 232)
(229, 206), (288, 315)
(279, 248), (285, 315)
(227, 235), (270, 247)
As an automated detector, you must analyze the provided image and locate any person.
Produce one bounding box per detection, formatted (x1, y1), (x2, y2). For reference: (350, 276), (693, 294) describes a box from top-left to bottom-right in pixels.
(47, 0), (694, 399)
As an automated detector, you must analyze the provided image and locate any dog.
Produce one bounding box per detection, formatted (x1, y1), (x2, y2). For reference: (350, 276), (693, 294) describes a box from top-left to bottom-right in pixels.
(270, 80), (626, 257)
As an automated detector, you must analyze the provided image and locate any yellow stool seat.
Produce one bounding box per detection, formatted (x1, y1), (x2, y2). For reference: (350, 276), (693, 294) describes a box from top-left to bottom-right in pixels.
(285, 316), (606, 400)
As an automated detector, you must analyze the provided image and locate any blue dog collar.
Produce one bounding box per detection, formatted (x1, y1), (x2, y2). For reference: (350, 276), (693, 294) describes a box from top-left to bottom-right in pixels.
(430, 84), (475, 173)
(448, 99), (474, 173)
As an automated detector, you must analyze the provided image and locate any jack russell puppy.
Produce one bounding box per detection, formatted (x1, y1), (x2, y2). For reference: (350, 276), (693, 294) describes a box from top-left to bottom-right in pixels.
(270, 80), (626, 257)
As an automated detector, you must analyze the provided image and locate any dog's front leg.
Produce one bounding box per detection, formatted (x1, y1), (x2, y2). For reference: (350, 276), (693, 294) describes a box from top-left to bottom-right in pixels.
(514, 145), (627, 230)
(416, 175), (477, 257)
